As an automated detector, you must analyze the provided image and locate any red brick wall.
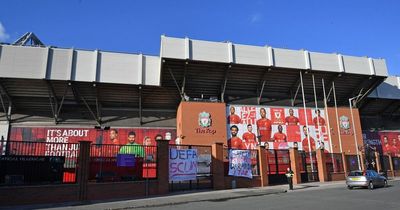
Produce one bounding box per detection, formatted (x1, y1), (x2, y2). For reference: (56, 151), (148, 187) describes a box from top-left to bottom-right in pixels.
(223, 176), (262, 189)
(0, 184), (79, 206)
(87, 181), (160, 201)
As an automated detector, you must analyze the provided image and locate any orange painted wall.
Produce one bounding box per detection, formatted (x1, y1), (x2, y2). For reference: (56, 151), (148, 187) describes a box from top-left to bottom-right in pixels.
(326, 107), (364, 154)
(176, 101), (227, 145)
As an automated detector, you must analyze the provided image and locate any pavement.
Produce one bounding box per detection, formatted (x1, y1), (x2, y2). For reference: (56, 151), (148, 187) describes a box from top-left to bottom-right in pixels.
(4, 177), (400, 210)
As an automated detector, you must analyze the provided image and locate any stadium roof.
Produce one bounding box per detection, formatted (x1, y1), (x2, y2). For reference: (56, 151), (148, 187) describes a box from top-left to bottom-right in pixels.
(160, 36), (387, 107)
(0, 35), (389, 126)
(360, 76), (400, 118)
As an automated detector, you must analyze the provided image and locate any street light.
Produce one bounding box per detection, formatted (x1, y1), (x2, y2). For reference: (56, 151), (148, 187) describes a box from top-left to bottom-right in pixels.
(349, 94), (362, 171)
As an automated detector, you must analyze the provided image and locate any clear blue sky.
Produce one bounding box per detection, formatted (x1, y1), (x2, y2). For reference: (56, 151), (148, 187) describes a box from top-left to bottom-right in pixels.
(1, 0), (399, 75)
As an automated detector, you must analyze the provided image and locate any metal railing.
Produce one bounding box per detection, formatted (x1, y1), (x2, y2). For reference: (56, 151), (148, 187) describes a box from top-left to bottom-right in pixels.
(0, 140), (79, 185)
(298, 151), (319, 182)
(382, 155), (390, 172)
(169, 144), (213, 191)
(266, 149), (290, 175)
(345, 155), (360, 171)
(325, 153), (344, 173)
(89, 144), (157, 182)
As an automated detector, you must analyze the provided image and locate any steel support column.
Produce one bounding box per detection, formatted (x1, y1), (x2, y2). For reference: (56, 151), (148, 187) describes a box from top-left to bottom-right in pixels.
(181, 62), (188, 100)
(291, 83), (301, 107)
(70, 83), (101, 125)
(168, 68), (185, 101)
(332, 81), (343, 153)
(312, 74), (321, 128)
(300, 71), (315, 174)
(93, 83), (102, 124)
(220, 65), (230, 103)
(349, 97), (362, 170)
(0, 82), (12, 122)
(46, 80), (59, 124)
(258, 80), (266, 105)
(323, 78), (336, 170)
(257, 68), (271, 105)
(356, 78), (385, 108)
(139, 85), (143, 126)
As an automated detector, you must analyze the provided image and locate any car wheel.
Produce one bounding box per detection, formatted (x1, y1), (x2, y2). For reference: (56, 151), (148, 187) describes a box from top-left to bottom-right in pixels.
(384, 180), (388, 187)
(368, 181), (374, 190)
(347, 185), (353, 190)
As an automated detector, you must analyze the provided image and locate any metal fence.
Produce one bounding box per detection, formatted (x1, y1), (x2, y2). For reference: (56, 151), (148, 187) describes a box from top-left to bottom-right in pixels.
(325, 153), (344, 173)
(266, 149), (290, 175)
(345, 155), (360, 171)
(298, 151), (319, 182)
(0, 140), (79, 185)
(382, 155), (390, 172)
(89, 144), (157, 182)
(170, 144), (212, 191)
(266, 149), (290, 185)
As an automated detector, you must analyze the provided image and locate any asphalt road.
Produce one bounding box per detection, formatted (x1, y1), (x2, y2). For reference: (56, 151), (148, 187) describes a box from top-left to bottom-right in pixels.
(142, 180), (400, 210)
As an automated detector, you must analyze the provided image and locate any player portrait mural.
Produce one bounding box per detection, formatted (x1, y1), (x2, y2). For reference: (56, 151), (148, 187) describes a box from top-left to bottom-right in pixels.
(226, 105), (330, 152)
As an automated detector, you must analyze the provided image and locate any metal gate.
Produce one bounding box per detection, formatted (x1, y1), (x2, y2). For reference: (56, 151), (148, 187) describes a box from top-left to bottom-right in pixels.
(299, 151), (319, 182)
(325, 153), (344, 181)
(345, 155), (361, 171)
(169, 145), (213, 192)
(266, 149), (291, 185)
(381, 155), (390, 176)
(364, 149), (377, 170)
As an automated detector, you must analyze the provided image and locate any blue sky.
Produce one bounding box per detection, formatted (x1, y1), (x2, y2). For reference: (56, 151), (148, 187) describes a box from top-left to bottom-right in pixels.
(1, 0), (399, 75)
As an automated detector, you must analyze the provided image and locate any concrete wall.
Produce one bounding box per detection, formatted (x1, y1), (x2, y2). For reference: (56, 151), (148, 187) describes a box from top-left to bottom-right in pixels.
(0, 45), (161, 86)
(161, 36), (388, 77)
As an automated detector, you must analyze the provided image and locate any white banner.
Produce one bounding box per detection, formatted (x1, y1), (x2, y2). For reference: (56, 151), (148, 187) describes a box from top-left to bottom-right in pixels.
(228, 149), (253, 179)
(169, 148), (198, 181)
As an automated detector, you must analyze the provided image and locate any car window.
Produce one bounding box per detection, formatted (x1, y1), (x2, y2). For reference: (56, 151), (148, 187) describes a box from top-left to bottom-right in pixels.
(349, 171), (363, 176)
(367, 171), (377, 177)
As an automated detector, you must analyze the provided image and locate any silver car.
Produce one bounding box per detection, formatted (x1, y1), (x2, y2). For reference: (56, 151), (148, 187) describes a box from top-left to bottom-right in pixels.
(346, 170), (388, 190)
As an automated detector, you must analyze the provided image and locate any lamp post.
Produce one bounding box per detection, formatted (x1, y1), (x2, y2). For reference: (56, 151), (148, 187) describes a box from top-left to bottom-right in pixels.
(348, 95), (362, 171)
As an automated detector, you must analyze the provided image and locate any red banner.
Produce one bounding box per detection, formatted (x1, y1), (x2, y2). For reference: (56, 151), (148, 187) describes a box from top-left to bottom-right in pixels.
(10, 127), (177, 146)
(271, 108), (285, 125)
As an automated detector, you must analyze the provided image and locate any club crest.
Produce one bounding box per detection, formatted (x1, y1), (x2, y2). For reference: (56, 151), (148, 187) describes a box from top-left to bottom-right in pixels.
(339, 115), (350, 130)
(199, 111), (212, 128)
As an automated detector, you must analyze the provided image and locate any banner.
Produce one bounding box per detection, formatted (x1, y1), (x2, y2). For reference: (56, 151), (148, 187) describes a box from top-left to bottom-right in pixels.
(228, 149), (252, 179)
(10, 126), (176, 151)
(169, 148), (198, 181)
(116, 154), (136, 167)
(363, 131), (399, 157)
(227, 105), (329, 151)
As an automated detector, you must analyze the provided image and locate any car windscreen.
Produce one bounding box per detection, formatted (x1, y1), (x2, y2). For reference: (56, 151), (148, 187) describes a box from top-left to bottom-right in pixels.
(348, 171), (363, 176)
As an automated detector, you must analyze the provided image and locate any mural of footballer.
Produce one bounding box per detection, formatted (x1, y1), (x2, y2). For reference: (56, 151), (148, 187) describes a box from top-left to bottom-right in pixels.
(285, 108), (299, 125)
(228, 106), (242, 124)
(256, 108), (272, 143)
(242, 124), (258, 149)
(228, 125), (243, 149)
(313, 109), (326, 126)
(273, 125), (287, 143)
(302, 126), (316, 152)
